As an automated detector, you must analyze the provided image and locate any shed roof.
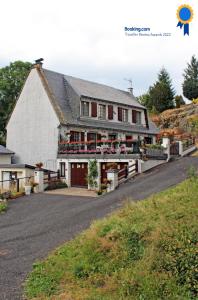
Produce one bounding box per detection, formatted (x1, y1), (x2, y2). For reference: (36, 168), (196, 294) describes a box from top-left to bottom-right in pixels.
(0, 145), (14, 155)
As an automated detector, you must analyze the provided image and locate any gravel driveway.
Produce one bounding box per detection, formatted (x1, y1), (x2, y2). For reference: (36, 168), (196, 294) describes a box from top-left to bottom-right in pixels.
(0, 156), (198, 300)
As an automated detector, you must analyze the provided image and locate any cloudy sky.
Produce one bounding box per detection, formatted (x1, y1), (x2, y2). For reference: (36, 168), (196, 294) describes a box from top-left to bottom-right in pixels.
(0, 0), (197, 97)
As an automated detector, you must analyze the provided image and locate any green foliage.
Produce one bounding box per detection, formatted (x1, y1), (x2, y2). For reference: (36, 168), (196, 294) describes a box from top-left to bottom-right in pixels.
(0, 200), (7, 213)
(87, 159), (98, 188)
(24, 178), (198, 300)
(139, 67), (175, 113)
(44, 180), (67, 191)
(183, 55), (198, 101)
(145, 143), (164, 150)
(138, 93), (152, 110)
(175, 95), (185, 108)
(0, 61), (32, 140)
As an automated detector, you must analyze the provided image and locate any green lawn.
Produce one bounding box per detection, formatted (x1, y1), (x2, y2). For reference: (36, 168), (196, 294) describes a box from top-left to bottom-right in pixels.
(25, 178), (198, 300)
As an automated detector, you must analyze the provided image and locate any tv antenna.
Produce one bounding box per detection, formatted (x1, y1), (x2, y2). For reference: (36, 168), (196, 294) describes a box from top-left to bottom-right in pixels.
(124, 78), (133, 89)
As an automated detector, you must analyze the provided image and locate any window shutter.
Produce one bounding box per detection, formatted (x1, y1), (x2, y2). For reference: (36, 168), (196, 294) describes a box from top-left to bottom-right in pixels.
(144, 109), (149, 128)
(108, 105), (113, 120)
(97, 133), (101, 142)
(132, 110), (137, 123)
(87, 132), (94, 141)
(118, 107), (123, 121)
(81, 132), (85, 141)
(91, 102), (97, 117)
(70, 131), (75, 142)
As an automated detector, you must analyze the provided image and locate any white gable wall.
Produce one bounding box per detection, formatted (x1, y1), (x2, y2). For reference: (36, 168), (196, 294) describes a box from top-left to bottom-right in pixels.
(6, 68), (60, 171)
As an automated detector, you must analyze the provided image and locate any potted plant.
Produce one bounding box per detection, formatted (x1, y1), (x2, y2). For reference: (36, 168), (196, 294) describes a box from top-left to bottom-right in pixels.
(24, 178), (32, 196)
(35, 162), (43, 170)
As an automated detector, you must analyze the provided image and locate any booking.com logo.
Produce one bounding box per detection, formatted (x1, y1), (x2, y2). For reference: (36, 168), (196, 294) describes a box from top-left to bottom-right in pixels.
(124, 26), (151, 33)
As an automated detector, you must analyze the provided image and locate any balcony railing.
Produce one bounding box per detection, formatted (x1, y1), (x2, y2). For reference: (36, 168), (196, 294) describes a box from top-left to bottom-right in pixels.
(58, 139), (140, 155)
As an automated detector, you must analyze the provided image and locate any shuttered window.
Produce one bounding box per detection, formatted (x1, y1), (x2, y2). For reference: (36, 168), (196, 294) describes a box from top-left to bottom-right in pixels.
(144, 109), (149, 128)
(122, 109), (128, 122)
(118, 107), (122, 121)
(132, 110), (137, 123)
(98, 104), (106, 119)
(81, 101), (89, 117)
(118, 107), (128, 122)
(60, 162), (65, 177)
(108, 105), (113, 120)
(132, 110), (141, 124)
(91, 102), (97, 117)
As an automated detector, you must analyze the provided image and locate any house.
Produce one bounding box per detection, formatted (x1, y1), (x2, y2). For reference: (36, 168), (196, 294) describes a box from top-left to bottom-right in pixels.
(6, 62), (159, 188)
(0, 145), (35, 192)
(0, 145), (14, 164)
(0, 164), (35, 192)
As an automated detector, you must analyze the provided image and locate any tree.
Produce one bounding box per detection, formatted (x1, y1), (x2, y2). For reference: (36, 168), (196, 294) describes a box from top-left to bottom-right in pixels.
(138, 68), (175, 113)
(0, 61), (32, 143)
(148, 68), (175, 113)
(175, 95), (185, 108)
(182, 55), (198, 101)
(138, 93), (152, 110)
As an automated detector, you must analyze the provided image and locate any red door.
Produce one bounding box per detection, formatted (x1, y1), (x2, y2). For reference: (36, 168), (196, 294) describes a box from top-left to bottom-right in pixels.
(100, 162), (128, 183)
(71, 163), (88, 187)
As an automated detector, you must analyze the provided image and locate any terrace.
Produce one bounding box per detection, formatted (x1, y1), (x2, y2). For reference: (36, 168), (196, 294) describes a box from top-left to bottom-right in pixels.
(58, 138), (141, 158)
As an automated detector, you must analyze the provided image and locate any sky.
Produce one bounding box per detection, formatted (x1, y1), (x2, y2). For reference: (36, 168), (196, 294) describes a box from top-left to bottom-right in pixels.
(0, 0), (197, 97)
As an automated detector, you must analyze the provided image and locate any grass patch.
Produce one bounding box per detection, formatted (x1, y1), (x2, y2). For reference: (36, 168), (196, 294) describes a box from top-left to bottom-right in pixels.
(25, 178), (198, 300)
(0, 200), (7, 213)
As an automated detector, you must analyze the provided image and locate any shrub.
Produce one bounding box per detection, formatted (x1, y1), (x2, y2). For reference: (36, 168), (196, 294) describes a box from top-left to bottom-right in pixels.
(0, 200), (7, 213)
(45, 180), (67, 191)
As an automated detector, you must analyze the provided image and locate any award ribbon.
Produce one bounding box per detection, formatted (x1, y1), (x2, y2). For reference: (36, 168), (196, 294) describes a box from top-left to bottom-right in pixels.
(177, 4), (193, 35)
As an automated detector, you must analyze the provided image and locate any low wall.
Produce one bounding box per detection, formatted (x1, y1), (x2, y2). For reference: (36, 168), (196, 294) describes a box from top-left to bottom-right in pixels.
(138, 159), (166, 173)
(181, 145), (196, 157)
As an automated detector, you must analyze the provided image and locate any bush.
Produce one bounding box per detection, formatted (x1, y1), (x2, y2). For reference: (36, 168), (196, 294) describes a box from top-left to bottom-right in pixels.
(146, 144), (164, 150)
(0, 200), (7, 213)
(45, 180), (68, 191)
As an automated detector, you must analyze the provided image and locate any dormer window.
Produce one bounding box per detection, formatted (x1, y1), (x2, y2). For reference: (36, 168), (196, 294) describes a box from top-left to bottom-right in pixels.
(118, 107), (128, 122)
(98, 104), (106, 120)
(122, 109), (128, 122)
(132, 110), (141, 125)
(81, 101), (89, 117)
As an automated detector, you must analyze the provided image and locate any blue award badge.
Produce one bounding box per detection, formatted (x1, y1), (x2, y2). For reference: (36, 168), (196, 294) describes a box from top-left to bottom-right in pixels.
(177, 4), (193, 35)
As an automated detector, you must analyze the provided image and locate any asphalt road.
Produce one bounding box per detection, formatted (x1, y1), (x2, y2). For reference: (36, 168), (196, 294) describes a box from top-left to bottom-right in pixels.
(0, 156), (198, 300)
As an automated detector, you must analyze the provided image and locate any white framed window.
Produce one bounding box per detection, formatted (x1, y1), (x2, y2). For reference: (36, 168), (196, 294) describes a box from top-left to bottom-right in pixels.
(81, 101), (90, 117)
(98, 104), (106, 120)
(136, 111), (141, 125)
(73, 132), (80, 142)
(122, 109), (128, 122)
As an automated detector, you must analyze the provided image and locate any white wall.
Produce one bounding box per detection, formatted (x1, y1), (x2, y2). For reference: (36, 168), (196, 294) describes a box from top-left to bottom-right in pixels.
(0, 155), (12, 164)
(6, 68), (60, 171)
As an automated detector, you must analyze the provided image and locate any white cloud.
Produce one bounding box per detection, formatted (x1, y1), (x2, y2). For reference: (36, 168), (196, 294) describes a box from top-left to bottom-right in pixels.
(0, 0), (197, 96)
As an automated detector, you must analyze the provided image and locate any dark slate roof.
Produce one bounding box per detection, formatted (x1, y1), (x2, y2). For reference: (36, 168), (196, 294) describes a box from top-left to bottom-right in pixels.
(63, 74), (144, 108)
(0, 145), (14, 155)
(68, 119), (159, 135)
(0, 164), (35, 169)
(42, 69), (73, 122)
(42, 68), (159, 135)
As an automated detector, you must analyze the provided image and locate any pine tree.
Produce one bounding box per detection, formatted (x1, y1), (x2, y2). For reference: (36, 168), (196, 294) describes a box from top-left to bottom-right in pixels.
(148, 68), (175, 113)
(182, 55), (198, 101)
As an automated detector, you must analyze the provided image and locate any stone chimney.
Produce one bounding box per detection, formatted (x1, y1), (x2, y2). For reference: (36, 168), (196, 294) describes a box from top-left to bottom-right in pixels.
(128, 87), (134, 96)
(33, 58), (44, 68)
